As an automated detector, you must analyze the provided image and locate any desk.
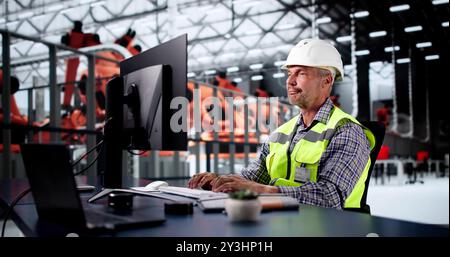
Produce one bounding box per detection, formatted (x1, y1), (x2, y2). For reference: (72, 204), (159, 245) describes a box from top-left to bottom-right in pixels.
(1, 179), (448, 237)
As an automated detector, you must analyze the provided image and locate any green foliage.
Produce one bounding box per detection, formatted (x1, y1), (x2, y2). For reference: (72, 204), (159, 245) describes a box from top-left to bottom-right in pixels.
(229, 189), (258, 200)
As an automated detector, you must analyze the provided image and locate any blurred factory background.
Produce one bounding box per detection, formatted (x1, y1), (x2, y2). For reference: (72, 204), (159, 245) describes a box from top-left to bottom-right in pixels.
(1, 0), (448, 230)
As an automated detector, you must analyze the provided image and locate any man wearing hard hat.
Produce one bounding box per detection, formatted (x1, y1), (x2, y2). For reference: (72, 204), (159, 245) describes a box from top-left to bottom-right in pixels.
(189, 39), (375, 210)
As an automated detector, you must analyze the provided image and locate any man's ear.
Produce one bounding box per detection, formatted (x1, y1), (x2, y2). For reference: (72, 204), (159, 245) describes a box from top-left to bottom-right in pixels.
(321, 74), (333, 89)
(326, 74), (334, 86)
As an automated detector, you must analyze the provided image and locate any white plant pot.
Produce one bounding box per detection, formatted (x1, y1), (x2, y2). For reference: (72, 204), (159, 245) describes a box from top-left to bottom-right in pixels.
(224, 198), (262, 222)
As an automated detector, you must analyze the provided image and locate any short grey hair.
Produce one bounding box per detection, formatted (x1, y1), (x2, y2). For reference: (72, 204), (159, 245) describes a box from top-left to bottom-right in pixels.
(316, 68), (335, 94)
(317, 67), (335, 81)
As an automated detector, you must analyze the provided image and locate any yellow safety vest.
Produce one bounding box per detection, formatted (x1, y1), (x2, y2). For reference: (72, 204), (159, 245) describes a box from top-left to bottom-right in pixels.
(266, 106), (375, 208)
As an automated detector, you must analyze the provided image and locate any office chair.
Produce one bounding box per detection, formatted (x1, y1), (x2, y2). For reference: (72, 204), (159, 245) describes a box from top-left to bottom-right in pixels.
(344, 121), (385, 214)
(405, 153), (426, 184)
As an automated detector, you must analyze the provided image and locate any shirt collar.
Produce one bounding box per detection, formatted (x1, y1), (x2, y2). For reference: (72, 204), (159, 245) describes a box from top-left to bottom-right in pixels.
(297, 98), (335, 127)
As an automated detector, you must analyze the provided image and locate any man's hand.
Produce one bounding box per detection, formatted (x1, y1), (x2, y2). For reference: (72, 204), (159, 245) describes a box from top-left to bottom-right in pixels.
(211, 175), (279, 194)
(187, 172), (218, 190)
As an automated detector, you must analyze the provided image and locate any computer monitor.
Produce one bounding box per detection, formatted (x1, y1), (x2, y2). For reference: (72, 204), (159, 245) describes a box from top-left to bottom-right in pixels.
(120, 33), (187, 151)
(90, 34), (187, 202)
(122, 64), (172, 150)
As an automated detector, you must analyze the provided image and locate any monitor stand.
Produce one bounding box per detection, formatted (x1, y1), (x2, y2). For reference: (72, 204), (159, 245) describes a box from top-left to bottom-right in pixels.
(86, 73), (181, 204)
(88, 188), (178, 203)
(85, 134), (180, 203)
(88, 188), (123, 202)
(85, 139), (179, 203)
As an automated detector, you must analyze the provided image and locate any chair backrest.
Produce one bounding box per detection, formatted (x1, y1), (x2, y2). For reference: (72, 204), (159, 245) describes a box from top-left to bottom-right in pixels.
(345, 121), (385, 214)
(377, 145), (390, 160)
(417, 150), (429, 162)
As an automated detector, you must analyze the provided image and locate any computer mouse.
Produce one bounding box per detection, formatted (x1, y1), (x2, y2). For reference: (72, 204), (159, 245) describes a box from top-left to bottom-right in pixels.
(145, 181), (169, 190)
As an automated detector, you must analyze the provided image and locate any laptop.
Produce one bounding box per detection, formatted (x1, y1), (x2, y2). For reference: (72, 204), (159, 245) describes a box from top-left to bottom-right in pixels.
(20, 143), (165, 233)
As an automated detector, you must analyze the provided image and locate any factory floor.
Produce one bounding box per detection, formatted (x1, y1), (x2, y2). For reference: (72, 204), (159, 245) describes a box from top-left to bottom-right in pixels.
(368, 173), (449, 225)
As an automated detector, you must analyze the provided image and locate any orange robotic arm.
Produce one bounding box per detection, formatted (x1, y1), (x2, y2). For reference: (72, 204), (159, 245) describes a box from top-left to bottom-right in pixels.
(62, 30), (85, 107)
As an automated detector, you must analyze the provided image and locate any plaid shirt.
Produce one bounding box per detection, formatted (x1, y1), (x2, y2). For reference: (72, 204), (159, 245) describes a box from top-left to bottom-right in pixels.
(240, 98), (371, 210)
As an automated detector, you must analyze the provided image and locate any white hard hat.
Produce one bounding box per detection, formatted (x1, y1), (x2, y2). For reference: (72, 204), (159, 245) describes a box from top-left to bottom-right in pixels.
(282, 38), (344, 82)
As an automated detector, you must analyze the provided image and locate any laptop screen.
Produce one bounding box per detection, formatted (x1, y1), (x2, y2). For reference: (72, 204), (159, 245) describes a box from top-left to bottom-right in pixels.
(20, 143), (86, 226)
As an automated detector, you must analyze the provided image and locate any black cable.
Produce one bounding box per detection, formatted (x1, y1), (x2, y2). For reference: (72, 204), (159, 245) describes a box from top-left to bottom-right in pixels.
(70, 139), (104, 167)
(73, 144), (103, 176)
(1, 188), (31, 237)
(70, 117), (111, 167)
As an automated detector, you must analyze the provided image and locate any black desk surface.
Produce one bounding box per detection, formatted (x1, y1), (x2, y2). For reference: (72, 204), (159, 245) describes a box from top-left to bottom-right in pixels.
(1, 179), (448, 237)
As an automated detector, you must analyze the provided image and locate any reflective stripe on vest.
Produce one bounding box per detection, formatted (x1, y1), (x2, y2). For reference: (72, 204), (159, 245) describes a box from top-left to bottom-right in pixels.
(266, 106), (376, 208)
(268, 132), (291, 144)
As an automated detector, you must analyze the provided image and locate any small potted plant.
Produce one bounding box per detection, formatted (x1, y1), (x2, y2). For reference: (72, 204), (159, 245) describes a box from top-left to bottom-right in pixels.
(225, 189), (262, 222)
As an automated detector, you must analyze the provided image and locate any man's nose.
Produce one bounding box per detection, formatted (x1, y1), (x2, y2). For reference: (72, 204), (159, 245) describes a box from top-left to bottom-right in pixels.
(287, 75), (296, 87)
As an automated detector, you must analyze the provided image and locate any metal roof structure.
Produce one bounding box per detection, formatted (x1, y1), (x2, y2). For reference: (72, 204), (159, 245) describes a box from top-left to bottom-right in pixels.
(1, 0), (449, 86)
